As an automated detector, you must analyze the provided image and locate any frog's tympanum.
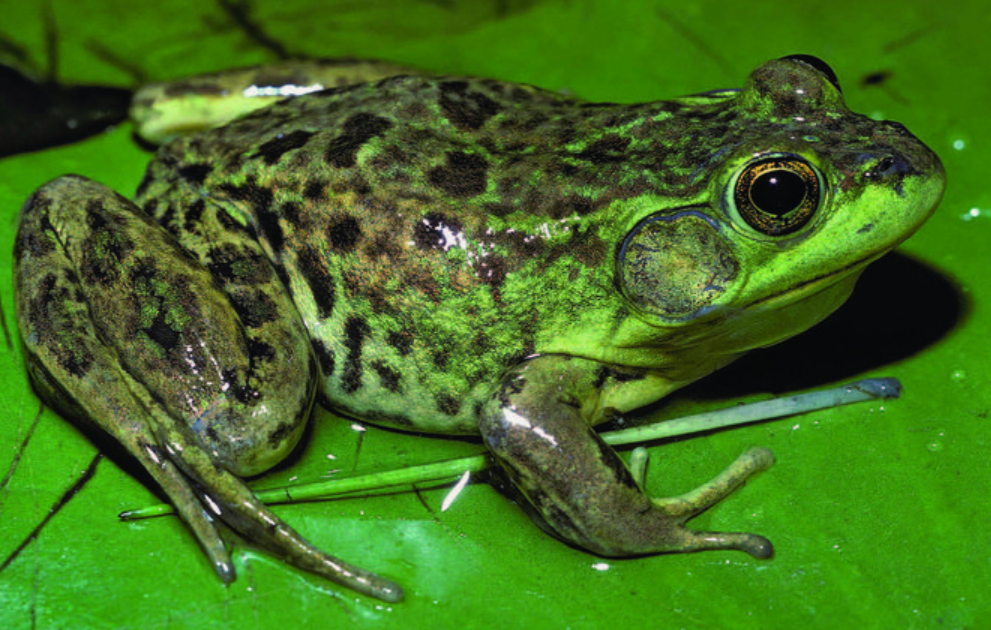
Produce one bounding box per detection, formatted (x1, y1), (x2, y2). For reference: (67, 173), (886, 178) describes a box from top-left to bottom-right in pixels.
(13, 55), (944, 601)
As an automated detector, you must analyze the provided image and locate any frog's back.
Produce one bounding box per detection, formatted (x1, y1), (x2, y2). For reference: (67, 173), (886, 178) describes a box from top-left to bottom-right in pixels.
(133, 77), (685, 432)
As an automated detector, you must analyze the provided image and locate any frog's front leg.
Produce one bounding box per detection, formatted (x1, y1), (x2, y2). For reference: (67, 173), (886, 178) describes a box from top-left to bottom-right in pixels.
(14, 176), (402, 602)
(479, 354), (774, 558)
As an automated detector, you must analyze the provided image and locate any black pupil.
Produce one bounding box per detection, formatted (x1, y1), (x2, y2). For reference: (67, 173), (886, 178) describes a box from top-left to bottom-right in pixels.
(751, 169), (806, 216)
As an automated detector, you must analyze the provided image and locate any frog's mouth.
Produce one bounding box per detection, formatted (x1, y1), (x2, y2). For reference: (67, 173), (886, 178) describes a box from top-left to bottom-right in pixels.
(745, 248), (885, 313)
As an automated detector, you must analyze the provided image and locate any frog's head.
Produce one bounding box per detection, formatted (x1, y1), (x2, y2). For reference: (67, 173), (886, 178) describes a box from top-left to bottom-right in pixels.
(617, 55), (944, 361)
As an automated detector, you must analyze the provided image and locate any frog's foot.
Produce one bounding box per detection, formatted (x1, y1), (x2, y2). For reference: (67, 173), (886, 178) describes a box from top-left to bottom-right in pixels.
(479, 355), (776, 561)
(100, 389), (403, 601)
(146, 420), (405, 603)
(634, 446), (775, 558)
(131, 442), (237, 582)
(110, 399), (404, 601)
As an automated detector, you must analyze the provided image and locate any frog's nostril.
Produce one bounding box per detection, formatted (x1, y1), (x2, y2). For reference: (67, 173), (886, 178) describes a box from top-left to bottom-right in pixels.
(867, 155), (910, 180)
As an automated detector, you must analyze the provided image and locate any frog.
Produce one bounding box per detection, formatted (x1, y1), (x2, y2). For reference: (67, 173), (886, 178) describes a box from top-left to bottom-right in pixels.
(13, 55), (944, 602)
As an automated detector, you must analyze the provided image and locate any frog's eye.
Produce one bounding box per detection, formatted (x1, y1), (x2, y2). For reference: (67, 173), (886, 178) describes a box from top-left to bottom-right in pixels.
(733, 157), (821, 236)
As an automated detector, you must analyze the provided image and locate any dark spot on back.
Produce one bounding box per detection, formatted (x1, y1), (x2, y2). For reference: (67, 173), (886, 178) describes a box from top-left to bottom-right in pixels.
(222, 368), (261, 404)
(205, 243), (272, 285)
(247, 337), (277, 364)
(178, 162), (214, 184)
(255, 210), (284, 253)
(327, 216), (361, 252)
(438, 80), (502, 131)
(483, 202), (513, 218)
(364, 231), (400, 261)
(218, 177), (274, 214)
(214, 205), (246, 234)
(279, 201), (302, 227)
(35, 274), (95, 377)
(254, 129), (316, 165)
(135, 168), (155, 198)
(436, 392), (461, 416)
(573, 135), (630, 164)
(325, 113), (392, 168)
(433, 349), (450, 371)
(547, 194), (594, 219)
(129, 261), (181, 352)
(341, 316), (370, 394)
(141, 197), (159, 219)
(227, 289), (279, 328)
(313, 338), (336, 376)
(157, 203), (182, 237)
(183, 199), (206, 233)
(477, 254), (506, 296)
(83, 200), (109, 230)
(371, 361), (402, 393)
(386, 330), (414, 355)
(80, 208), (133, 286)
(427, 151), (488, 198)
(303, 179), (327, 202)
(296, 245), (335, 318)
(218, 178), (281, 250)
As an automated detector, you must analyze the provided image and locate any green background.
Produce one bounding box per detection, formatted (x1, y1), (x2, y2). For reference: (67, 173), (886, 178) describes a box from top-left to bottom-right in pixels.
(0, 0), (986, 628)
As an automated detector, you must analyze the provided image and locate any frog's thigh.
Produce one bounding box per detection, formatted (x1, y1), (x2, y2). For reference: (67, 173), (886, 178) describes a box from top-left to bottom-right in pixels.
(478, 355), (773, 558)
(15, 175), (235, 578)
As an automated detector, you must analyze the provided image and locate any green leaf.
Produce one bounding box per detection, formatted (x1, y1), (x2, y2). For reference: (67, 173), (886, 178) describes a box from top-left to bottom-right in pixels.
(1, 1), (987, 628)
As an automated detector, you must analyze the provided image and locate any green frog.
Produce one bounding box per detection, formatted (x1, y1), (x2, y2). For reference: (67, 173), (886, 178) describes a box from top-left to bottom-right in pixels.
(13, 55), (944, 602)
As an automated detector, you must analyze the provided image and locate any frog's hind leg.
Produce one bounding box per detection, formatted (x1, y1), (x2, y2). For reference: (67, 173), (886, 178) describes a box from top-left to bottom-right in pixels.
(14, 175), (402, 602)
(137, 181), (405, 602)
(478, 354), (775, 560)
(15, 175), (235, 576)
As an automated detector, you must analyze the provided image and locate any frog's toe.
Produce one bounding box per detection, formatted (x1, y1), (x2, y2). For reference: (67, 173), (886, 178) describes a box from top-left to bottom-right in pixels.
(664, 528), (774, 558)
(652, 447), (775, 519)
(628, 447), (650, 487)
(742, 534), (774, 559)
(210, 557), (237, 585)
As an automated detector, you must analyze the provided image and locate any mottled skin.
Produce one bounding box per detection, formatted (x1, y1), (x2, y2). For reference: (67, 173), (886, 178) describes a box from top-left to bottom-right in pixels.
(13, 56), (944, 601)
